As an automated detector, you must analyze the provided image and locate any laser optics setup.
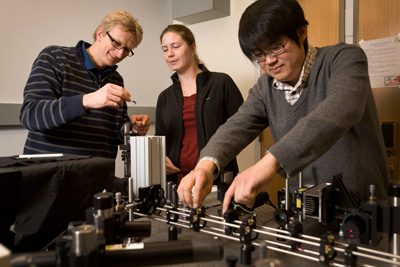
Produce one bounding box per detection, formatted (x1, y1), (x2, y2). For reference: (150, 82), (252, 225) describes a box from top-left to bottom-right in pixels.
(7, 134), (400, 266)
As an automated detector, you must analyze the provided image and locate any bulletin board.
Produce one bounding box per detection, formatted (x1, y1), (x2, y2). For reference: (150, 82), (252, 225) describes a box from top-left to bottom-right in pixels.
(359, 0), (400, 181)
(359, 0), (400, 122)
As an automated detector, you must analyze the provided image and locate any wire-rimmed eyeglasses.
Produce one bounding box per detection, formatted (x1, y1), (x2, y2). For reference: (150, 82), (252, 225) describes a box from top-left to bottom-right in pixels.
(106, 32), (134, 57)
(252, 38), (289, 63)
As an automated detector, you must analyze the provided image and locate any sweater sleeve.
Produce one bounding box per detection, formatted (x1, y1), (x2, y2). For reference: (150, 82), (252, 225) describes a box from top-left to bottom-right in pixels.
(199, 79), (269, 169)
(19, 47), (88, 132)
(268, 45), (371, 177)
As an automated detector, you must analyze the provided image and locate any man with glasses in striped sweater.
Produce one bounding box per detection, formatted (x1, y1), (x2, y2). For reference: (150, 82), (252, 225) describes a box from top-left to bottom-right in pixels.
(20, 10), (150, 159)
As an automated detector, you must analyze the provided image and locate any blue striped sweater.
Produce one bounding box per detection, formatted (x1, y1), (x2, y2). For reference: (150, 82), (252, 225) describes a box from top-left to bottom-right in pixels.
(20, 41), (130, 159)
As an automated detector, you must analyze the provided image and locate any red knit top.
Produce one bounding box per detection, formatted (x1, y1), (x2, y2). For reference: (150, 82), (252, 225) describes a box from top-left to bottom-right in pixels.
(178, 94), (198, 184)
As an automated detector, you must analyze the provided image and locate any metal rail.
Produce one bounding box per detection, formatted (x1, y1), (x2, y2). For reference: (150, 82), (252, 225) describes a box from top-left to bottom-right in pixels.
(131, 205), (400, 266)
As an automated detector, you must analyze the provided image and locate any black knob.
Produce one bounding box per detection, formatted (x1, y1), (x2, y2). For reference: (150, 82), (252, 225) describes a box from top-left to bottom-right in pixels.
(93, 191), (114, 210)
(226, 255), (238, 267)
(389, 182), (400, 197)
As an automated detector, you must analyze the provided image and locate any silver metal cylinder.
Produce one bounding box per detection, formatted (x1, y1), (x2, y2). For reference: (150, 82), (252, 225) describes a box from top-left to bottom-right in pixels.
(123, 123), (131, 145)
(222, 171), (234, 184)
(285, 176), (290, 230)
(71, 225), (97, 257)
(115, 192), (122, 204)
(389, 183), (400, 258)
(172, 184), (178, 208)
(129, 178), (134, 203)
(129, 177), (134, 221)
(298, 171), (303, 222)
(285, 177), (290, 212)
(298, 171), (303, 189)
(96, 207), (113, 220)
(167, 181), (173, 204)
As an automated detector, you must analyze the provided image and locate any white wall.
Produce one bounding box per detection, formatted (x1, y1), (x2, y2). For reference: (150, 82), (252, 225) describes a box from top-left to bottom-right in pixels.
(0, 0), (260, 177)
(0, 0), (172, 164)
(345, 0), (355, 44)
(0, 0), (172, 105)
(0, 126), (30, 157)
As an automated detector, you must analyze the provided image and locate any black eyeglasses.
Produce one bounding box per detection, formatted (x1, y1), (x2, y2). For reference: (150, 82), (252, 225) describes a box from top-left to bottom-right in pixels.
(106, 32), (134, 57)
(252, 38), (289, 63)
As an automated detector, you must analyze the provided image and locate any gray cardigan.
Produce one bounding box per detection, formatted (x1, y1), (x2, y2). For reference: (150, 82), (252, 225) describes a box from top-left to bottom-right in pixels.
(200, 43), (389, 201)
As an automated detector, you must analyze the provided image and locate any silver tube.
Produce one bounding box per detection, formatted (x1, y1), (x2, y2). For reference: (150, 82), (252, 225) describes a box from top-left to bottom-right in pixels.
(285, 177), (290, 211)
(128, 177), (134, 221)
(172, 184), (178, 208)
(71, 225), (97, 257)
(285, 176), (290, 229)
(299, 171), (303, 222)
(390, 183), (400, 259)
(96, 208), (113, 221)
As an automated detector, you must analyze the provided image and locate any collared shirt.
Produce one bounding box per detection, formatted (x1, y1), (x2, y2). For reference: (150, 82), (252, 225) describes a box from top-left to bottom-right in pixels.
(200, 45), (319, 175)
(81, 42), (111, 78)
(273, 45), (318, 105)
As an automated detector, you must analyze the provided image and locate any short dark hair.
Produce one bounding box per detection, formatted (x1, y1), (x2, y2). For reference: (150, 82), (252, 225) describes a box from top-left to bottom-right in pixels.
(239, 0), (309, 61)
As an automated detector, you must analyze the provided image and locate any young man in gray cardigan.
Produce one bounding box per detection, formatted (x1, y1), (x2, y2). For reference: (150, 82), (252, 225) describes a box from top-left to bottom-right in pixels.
(177, 0), (390, 213)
